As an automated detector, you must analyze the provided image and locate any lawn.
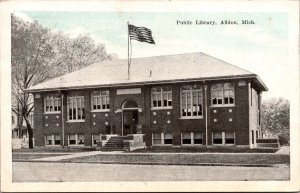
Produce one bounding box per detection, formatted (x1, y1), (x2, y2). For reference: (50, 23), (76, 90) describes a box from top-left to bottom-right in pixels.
(12, 147), (97, 153)
(67, 153), (289, 165)
(130, 146), (279, 153)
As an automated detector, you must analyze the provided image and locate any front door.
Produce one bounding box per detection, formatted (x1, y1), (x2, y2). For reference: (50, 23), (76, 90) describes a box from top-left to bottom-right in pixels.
(123, 110), (138, 135)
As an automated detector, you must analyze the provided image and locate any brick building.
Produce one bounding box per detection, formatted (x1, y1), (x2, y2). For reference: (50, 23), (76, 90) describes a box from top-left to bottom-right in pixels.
(27, 52), (268, 149)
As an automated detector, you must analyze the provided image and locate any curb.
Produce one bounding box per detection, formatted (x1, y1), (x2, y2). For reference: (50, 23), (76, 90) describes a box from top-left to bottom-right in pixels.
(12, 159), (289, 167)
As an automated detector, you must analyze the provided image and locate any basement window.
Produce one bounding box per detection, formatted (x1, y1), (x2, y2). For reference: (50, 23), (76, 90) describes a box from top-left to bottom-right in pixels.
(45, 134), (60, 146)
(181, 132), (203, 145)
(92, 134), (101, 146)
(68, 134), (84, 146)
(152, 132), (173, 146)
(213, 132), (235, 145)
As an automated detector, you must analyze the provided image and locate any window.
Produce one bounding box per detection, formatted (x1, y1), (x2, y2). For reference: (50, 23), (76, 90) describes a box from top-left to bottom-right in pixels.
(213, 132), (235, 145)
(181, 132), (203, 145)
(211, 83), (234, 106)
(152, 86), (172, 108)
(45, 135), (53, 145)
(92, 90), (110, 110)
(152, 132), (173, 146)
(69, 134), (76, 145)
(213, 132), (223, 145)
(45, 134), (60, 146)
(164, 132), (173, 145)
(181, 85), (203, 117)
(92, 134), (100, 146)
(68, 94), (85, 121)
(68, 134), (85, 146)
(54, 135), (61, 145)
(153, 133), (162, 145)
(44, 93), (61, 113)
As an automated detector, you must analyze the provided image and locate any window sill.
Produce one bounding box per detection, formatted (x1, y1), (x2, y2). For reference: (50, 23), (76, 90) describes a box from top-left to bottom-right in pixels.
(210, 104), (235, 108)
(45, 145), (61, 146)
(150, 107), (172, 110)
(181, 144), (204, 146)
(180, 116), (203, 120)
(44, 112), (61, 114)
(90, 109), (110, 113)
(66, 120), (85, 123)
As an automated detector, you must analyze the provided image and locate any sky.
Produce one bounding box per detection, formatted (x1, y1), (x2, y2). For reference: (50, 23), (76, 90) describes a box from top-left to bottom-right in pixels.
(14, 11), (291, 100)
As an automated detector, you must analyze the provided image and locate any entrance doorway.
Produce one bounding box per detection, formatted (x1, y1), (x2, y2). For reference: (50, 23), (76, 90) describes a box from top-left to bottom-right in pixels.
(121, 100), (139, 136)
(123, 110), (138, 135)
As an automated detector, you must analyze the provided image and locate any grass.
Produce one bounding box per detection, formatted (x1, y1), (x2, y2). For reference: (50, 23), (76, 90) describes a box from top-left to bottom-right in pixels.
(12, 147), (97, 153)
(130, 146), (279, 153)
(67, 153), (289, 165)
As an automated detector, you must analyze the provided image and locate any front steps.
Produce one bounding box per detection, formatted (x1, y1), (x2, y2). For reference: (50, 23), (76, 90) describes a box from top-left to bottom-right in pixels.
(101, 136), (127, 151)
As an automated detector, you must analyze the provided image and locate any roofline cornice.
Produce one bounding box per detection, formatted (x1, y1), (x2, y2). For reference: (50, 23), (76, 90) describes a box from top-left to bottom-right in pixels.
(26, 74), (268, 93)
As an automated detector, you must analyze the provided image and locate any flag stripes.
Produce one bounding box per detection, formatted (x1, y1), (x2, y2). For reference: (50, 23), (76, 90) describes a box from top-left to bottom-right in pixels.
(128, 24), (155, 44)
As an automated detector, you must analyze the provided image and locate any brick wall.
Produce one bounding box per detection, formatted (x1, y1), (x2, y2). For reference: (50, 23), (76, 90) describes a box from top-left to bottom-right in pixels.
(33, 78), (254, 147)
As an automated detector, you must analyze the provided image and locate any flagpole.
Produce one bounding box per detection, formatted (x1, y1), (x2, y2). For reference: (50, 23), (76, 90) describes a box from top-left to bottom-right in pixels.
(127, 22), (130, 80)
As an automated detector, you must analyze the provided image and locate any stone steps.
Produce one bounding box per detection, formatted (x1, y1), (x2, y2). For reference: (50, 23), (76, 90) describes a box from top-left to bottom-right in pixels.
(101, 136), (126, 151)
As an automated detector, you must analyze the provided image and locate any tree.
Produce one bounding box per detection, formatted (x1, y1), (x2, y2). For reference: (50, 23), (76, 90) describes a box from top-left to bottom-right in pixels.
(11, 14), (116, 148)
(11, 14), (57, 148)
(261, 97), (290, 145)
(51, 33), (113, 76)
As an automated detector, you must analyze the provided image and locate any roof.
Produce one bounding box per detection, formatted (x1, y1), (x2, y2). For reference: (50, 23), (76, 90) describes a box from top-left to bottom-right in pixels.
(26, 52), (268, 92)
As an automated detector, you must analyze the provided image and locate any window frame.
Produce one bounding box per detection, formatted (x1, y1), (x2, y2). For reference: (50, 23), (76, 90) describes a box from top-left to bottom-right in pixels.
(67, 96), (85, 122)
(181, 132), (203, 146)
(44, 94), (61, 114)
(180, 85), (203, 119)
(211, 83), (235, 107)
(44, 134), (61, 146)
(91, 134), (101, 146)
(151, 86), (172, 109)
(212, 131), (235, 146)
(68, 133), (85, 146)
(152, 132), (173, 146)
(91, 90), (110, 112)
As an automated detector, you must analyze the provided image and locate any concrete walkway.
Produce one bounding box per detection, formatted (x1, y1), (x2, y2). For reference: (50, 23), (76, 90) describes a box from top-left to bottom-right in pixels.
(32, 151), (120, 161)
(275, 146), (290, 154)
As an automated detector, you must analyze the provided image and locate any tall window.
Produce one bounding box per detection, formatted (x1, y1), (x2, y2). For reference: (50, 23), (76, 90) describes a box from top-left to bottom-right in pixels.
(152, 86), (172, 108)
(44, 93), (61, 113)
(181, 85), (203, 117)
(68, 93), (85, 121)
(211, 83), (234, 106)
(92, 90), (110, 110)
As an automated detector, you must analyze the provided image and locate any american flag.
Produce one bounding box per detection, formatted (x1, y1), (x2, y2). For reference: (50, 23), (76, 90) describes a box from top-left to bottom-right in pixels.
(128, 24), (155, 44)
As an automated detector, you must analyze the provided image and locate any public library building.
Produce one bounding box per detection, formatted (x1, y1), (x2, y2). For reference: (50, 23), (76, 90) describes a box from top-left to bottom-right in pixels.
(27, 52), (268, 150)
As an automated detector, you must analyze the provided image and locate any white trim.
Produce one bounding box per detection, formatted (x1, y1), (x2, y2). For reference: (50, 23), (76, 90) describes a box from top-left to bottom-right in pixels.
(150, 107), (172, 110)
(210, 104), (236, 108)
(43, 112), (61, 114)
(66, 120), (85, 123)
(181, 132), (203, 146)
(90, 109), (110, 113)
(179, 116), (203, 120)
